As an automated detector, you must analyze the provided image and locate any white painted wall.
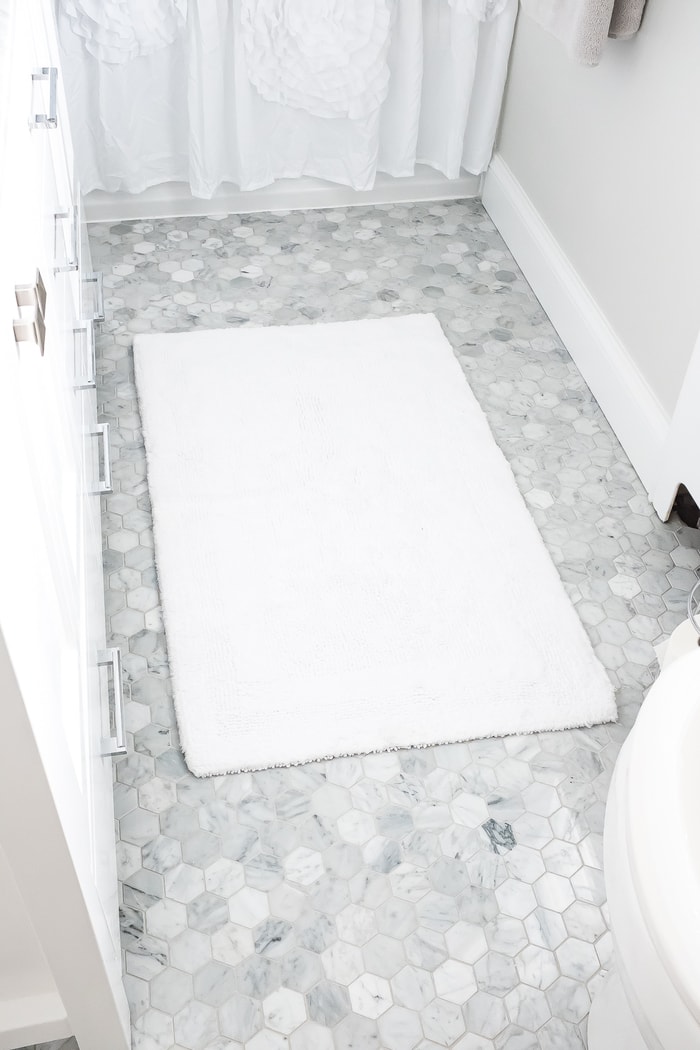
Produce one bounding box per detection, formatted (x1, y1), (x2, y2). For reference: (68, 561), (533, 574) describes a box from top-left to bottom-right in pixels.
(495, 0), (700, 417)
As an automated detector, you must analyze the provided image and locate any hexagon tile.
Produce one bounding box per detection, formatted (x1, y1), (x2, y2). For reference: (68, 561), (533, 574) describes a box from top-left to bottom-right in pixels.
(80, 199), (700, 1050)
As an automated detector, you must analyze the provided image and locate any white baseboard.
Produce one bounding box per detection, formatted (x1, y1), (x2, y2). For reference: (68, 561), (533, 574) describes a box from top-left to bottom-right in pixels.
(482, 154), (668, 499)
(84, 166), (481, 223)
(0, 992), (70, 1050)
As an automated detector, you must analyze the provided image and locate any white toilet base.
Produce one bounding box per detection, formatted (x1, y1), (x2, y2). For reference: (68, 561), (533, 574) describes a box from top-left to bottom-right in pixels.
(588, 649), (700, 1050)
(588, 972), (649, 1050)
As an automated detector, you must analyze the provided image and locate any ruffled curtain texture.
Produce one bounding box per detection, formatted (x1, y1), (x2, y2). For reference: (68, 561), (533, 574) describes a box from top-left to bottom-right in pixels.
(58, 0), (517, 198)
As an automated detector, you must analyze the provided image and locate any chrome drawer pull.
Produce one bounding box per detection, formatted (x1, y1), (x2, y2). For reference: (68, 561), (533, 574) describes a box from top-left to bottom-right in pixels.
(89, 422), (113, 494)
(30, 66), (58, 129)
(85, 271), (105, 323)
(74, 323), (96, 388)
(54, 205), (79, 273)
(97, 648), (128, 756)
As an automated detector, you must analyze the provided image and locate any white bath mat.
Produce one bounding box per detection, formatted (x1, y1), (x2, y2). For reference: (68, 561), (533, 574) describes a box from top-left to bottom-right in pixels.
(134, 314), (616, 776)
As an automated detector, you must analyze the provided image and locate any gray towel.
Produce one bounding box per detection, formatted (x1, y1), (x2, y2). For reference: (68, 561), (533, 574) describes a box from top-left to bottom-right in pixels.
(609, 0), (646, 39)
(520, 0), (646, 65)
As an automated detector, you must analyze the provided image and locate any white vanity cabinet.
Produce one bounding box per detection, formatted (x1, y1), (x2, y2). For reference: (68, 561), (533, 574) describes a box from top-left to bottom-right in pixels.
(0, 2), (130, 1048)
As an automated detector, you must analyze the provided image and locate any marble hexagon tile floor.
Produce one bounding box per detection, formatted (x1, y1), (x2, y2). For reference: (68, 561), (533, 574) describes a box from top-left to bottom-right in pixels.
(87, 198), (700, 1050)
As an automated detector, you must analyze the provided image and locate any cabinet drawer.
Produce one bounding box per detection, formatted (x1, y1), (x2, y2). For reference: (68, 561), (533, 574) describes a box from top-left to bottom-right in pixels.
(0, 3), (129, 1042)
(79, 380), (121, 954)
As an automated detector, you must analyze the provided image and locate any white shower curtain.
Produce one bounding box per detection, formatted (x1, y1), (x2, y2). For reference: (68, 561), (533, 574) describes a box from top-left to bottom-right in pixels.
(57, 0), (517, 199)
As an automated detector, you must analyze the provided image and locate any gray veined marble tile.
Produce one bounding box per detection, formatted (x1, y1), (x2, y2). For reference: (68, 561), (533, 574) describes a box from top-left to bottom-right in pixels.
(421, 996), (467, 1045)
(77, 199), (700, 1050)
(321, 941), (364, 985)
(296, 911), (337, 955)
(218, 993), (263, 1041)
(523, 908), (568, 952)
(348, 971), (393, 1018)
(482, 818), (517, 853)
(333, 1013), (381, 1050)
(255, 918), (295, 958)
(306, 979), (351, 1026)
(545, 976), (591, 1025)
(280, 948), (323, 993)
(505, 983), (552, 1032)
(474, 951), (518, 997)
(336, 903), (378, 946)
(562, 900), (606, 944)
(515, 944), (559, 992)
(237, 955), (281, 999)
(309, 874), (351, 915)
(495, 879), (537, 921)
(262, 987), (307, 1033)
(362, 934), (406, 979)
(192, 960), (237, 1007)
(434, 957), (478, 1003)
(555, 937), (600, 983)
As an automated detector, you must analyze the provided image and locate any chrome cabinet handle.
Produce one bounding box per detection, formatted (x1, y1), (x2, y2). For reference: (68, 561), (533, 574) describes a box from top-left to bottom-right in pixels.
(74, 323), (96, 388)
(30, 66), (58, 129)
(85, 271), (105, 323)
(89, 422), (113, 494)
(54, 205), (79, 273)
(13, 271), (47, 354)
(97, 648), (127, 756)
